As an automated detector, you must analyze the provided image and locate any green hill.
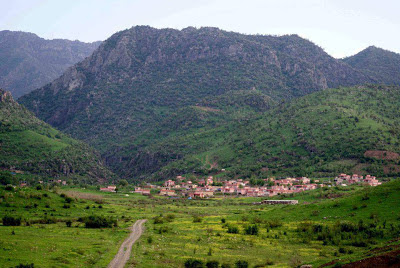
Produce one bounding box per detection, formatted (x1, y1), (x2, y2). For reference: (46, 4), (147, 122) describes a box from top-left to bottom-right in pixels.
(0, 89), (114, 183)
(343, 46), (400, 86)
(137, 85), (400, 180)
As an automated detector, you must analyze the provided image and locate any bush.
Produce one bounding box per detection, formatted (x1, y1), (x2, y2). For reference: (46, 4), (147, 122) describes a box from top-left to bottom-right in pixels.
(14, 264), (34, 268)
(5, 185), (14, 191)
(244, 224), (258, 235)
(193, 216), (202, 223)
(221, 264), (231, 268)
(184, 259), (204, 268)
(227, 225), (239, 234)
(3, 216), (22, 226)
(36, 185), (43, 190)
(82, 215), (117, 228)
(206, 260), (219, 268)
(65, 197), (74, 203)
(265, 219), (282, 228)
(221, 218), (226, 223)
(235, 260), (248, 268)
(66, 220), (72, 227)
(153, 216), (164, 224)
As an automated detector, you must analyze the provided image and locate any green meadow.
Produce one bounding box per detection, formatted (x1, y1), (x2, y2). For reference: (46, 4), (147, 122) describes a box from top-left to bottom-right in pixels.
(1, 180), (400, 267)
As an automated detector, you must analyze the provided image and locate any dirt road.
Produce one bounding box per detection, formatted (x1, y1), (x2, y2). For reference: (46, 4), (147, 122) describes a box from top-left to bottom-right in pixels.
(108, 219), (147, 268)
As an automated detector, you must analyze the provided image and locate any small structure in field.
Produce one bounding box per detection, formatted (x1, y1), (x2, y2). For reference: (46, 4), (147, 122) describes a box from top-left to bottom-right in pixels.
(100, 185), (117, 192)
(261, 200), (298, 205)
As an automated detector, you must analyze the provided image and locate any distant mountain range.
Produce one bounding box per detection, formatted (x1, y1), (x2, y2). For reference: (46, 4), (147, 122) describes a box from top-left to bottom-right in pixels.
(0, 88), (113, 182)
(0, 30), (101, 98)
(16, 26), (400, 181)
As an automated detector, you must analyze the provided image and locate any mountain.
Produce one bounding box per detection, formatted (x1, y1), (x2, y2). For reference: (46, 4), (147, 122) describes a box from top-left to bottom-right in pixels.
(0, 30), (101, 98)
(0, 89), (113, 183)
(143, 85), (400, 179)
(343, 46), (400, 85)
(19, 26), (376, 180)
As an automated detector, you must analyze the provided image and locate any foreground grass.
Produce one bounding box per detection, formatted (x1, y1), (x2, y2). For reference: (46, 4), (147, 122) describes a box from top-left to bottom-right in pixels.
(1, 180), (400, 267)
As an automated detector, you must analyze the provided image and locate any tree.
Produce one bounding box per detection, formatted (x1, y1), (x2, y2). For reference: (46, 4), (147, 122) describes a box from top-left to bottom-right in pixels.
(184, 259), (204, 268)
(118, 179), (129, 187)
(235, 260), (248, 268)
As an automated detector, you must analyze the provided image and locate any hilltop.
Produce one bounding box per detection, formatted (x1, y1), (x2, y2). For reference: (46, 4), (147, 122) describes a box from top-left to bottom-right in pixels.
(0, 89), (114, 183)
(0, 30), (101, 97)
(19, 26), (376, 180)
(343, 46), (400, 85)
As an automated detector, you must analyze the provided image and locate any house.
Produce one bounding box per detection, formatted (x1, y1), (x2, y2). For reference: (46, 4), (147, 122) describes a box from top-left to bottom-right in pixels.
(164, 180), (175, 188)
(363, 175), (381, 186)
(100, 185), (117, 192)
(159, 189), (177, 196)
(141, 189), (151, 195)
(19, 181), (28, 187)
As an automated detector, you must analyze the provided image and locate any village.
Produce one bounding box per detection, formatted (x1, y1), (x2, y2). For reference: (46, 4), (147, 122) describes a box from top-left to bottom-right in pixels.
(100, 173), (383, 198)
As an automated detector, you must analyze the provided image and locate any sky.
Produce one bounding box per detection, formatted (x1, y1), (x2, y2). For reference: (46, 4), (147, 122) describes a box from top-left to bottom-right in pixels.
(0, 0), (399, 58)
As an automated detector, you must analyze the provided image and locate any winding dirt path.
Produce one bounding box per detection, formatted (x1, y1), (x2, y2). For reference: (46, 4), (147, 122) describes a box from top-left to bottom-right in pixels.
(108, 219), (147, 268)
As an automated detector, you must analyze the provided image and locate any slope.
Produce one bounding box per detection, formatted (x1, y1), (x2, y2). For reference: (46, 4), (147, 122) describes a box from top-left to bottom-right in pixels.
(0, 30), (101, 97)
(139, 85), (400, 180)
(0, 89), (113, 183)
(343, 46), (400, 86)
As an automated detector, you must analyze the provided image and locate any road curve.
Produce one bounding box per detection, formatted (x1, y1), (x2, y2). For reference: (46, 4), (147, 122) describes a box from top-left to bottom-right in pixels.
(108, 219), (147, 268)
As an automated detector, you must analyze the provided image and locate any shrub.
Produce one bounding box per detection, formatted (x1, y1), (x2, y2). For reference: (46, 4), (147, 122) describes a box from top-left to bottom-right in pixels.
(82, 215), (117, 228)
(14, 264), (34, 268)
(184, 259), (204, 268)
(244, 224), (259, 235)
(153, 216), (164, 224)
(66, 220), (72, 227)
(221, 218), (226, 223)
(265, 219), (282, 228)
(221, 264), (231, 268)
(3, 216), (22, 226)
(235, 260), (248, 268)
(227, 225), (239, 234)
(65, 197), (74, 203)
(5, 185), (14, 191)
(36, 185), (43, 190)
(165, 214), (175, 222)
(206, 260), (219, 268)
(361, 194), (370, 201)
(193, 216), (202, 223)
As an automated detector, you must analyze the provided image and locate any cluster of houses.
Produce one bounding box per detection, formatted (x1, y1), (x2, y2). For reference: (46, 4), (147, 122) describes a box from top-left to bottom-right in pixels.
(132, 176), (323, 198)
(334, 173), (382, 187)
(99, 173), (383, 198)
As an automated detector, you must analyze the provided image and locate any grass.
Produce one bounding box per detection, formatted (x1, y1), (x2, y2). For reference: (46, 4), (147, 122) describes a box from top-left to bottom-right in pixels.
(1, 180), (400, 267)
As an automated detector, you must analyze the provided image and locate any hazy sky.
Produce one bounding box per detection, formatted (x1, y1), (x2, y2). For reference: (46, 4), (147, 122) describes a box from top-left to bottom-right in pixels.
(1, 0), (399, 58)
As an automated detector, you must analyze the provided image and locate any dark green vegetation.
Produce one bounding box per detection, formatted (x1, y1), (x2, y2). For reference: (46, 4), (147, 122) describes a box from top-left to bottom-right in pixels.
(125, 85), (400, 179)
(20, 26), (378, 181)
(0, 30), (101, 98)
(343, 46), (400, 86)
(1, 180), (399, 267)
(0, 89), (113, 183)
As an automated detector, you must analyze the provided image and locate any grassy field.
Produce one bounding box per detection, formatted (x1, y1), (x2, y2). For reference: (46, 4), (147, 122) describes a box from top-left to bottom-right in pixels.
(1, 180), (400, 267)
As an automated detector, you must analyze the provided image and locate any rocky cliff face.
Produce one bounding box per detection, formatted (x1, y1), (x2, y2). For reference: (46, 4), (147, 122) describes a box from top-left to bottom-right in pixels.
(19, 26), (376, 180)
(0, 30), (101, 98)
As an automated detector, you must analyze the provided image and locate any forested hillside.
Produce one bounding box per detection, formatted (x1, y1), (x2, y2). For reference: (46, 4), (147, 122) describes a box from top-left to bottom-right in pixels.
(0, 89), (113, 183)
